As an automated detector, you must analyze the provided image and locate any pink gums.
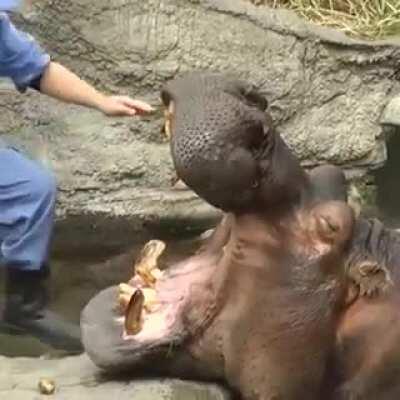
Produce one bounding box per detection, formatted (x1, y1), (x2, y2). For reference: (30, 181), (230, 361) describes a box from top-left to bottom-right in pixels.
(121, 253), (218, 343)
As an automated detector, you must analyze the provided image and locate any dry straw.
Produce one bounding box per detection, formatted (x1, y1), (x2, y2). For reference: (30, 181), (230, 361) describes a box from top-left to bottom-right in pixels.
(250, 0), (400, 39)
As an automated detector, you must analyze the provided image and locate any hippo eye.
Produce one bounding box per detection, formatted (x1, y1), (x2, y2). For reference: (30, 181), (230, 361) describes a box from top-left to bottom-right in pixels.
(252, 180), (259, 189)
(316, 216), (341, 244)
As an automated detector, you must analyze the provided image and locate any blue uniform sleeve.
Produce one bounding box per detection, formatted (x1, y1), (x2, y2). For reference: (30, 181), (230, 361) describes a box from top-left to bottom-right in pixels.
(0, 12), (50, 92)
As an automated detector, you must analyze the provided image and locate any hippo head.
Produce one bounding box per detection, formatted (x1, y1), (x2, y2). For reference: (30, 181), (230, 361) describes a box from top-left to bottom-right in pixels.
(161, 72), (308, 214)
(81, 74), (396, 399)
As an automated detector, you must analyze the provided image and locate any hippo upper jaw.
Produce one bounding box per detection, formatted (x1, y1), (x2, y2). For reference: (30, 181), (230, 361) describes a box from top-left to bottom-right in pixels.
(161, 73), (311, 215)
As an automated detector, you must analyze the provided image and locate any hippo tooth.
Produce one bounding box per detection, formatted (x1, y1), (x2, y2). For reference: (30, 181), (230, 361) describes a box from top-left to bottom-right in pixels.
(151, 268), (163, 280)
(141, 288), (158, 313)
(162, 102), (175, 140)
(124, 289), (145, 336)
(117, 284), (137, 314)
(118, 293), (133, 312)
(119, 283), (135, 296)
(163, 108), (172, 139)
(134, 240), (166, 288)
(135, 267), (157, 288)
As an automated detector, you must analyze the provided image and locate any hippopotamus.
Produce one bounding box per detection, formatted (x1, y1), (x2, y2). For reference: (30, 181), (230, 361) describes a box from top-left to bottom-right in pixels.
(81, 73), (392, 399)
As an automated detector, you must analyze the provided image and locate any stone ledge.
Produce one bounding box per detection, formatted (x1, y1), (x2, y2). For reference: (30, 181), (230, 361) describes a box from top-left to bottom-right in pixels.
(0, 354), (231, 400)
(381, 96), (400, 127)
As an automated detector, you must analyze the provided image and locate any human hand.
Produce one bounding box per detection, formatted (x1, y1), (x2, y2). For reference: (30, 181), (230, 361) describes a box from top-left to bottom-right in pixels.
(99, 95), (154, 117)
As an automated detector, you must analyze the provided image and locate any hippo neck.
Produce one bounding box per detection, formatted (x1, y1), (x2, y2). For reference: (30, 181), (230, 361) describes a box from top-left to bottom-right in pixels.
(184, 211), (347, 357)
(232, 211), (295, 241)
(214, 211), (343, 291)
(208, 212), (347, 329)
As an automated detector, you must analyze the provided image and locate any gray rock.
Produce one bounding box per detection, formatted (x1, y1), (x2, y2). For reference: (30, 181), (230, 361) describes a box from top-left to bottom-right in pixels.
(0, 354), (231, 399)
(381, 96), (400, 126)
(3, 0), (400, 247)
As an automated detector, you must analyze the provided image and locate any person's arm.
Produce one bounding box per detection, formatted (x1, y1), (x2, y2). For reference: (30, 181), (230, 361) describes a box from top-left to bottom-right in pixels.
(0, 13), (153, 116)
(39, 62), (153, 116)
(0, 12), (50, 91)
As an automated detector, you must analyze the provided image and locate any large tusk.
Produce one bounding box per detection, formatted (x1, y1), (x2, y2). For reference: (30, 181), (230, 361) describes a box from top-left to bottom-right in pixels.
(125, 289), (145, 336)
(133, 240), (166, 288)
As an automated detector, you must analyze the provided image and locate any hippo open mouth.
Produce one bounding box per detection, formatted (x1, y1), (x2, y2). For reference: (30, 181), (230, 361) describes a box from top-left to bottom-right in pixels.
(117, 240), (218, 345)
(81, 223), (228, 375)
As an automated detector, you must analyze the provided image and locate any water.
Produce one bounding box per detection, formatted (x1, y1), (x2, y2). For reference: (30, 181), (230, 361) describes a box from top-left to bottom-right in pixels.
(0, 237), (199, 357)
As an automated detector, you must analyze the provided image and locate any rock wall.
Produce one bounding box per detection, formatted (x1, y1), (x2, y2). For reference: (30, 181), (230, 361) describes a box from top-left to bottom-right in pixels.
(2, 0), (400, 249)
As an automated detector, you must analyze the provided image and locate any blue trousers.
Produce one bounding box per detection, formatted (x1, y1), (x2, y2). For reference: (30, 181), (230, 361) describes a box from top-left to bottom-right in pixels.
(0, 148), (56, 271)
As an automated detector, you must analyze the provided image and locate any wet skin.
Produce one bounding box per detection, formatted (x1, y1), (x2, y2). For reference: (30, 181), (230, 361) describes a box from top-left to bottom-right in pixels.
(81, 73), (392, 399)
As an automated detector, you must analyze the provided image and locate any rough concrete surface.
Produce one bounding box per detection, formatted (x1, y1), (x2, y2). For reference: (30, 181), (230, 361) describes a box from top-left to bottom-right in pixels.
(0, 354), (231, 400)
(382, 96), (400, 127)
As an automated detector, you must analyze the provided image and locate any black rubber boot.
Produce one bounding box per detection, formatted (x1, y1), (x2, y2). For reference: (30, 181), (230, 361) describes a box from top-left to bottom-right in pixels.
(2, 266), (83, 353)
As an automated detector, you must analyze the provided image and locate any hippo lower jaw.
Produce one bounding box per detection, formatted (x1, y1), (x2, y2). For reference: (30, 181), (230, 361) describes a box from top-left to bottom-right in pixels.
(81, 240), (220, 373)
(81, 285), (186, 373)
(117, 288), (183, 345)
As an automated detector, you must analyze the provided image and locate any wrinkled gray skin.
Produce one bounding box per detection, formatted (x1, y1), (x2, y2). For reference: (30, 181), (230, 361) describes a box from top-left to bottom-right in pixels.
(81, 73), (393, 400)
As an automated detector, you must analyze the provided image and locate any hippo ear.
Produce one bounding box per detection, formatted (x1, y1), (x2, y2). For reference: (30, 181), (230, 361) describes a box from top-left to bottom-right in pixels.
(347, 260), (394, 298)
